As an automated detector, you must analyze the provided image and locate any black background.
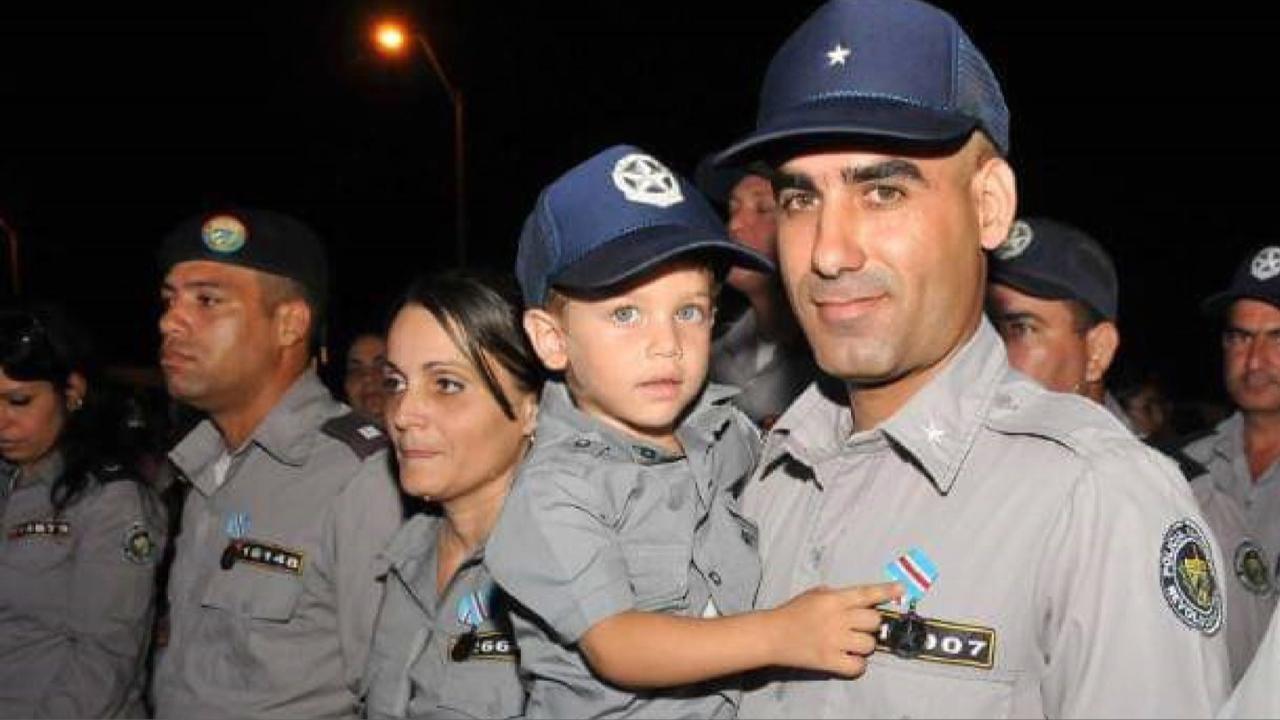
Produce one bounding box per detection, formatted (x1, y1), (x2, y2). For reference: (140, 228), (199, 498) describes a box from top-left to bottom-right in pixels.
(2, 0), (1279, 408)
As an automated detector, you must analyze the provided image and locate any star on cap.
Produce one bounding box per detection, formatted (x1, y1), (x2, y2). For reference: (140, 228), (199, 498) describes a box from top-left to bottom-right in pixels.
(826, 43), (851, 67)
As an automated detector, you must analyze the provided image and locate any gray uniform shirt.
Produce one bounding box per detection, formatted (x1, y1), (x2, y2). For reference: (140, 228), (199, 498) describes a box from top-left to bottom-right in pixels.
(1219, 597), (1280, 718)
(153, 371), (403, 719)
(363, 512), (522, 720)
(710, 309), (817, 428)
(1189, 478), (1277, 682)
(486, 381), (761, 719)
(0, 452), (165, 719)
(1184, 414), (1280, 588)
(740, 319), (1230, 719)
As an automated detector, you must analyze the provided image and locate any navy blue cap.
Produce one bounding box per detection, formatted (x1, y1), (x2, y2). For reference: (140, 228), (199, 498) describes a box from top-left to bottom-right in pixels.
(716, 0), (1010, 166)
(989, 218), (1118, 322)
(158, 208), (330, 311)
(515, 145), (774, 307)
(1202, 245), (1280, 316)
(693, 154), (773, 206)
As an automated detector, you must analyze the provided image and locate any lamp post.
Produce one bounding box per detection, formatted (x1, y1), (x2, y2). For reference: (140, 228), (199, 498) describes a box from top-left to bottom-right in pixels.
(374, 20), (466, 266)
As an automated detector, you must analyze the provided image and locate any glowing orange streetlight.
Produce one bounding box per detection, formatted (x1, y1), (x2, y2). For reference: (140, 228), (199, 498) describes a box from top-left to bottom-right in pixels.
(373, 21), (407, 54)
(371, 18), (467, 266)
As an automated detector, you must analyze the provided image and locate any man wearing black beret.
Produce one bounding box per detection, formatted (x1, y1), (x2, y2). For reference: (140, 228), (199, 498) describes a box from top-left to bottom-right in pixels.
(150, 208), (402, 718)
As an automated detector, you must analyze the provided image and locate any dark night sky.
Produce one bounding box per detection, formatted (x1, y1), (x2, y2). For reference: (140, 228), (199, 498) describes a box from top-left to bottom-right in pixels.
(2, 0), (1279, 407)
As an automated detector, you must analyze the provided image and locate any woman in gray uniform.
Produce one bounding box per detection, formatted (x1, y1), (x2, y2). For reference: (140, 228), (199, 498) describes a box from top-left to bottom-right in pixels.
(0, 305), (166, 718)
(362, 274), (542, 719)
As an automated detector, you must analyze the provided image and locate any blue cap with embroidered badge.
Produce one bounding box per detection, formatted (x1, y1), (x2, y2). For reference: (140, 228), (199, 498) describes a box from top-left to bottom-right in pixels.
(989, 217), (1119, 322)
(514, 144), (775, 307)
(1201, 244), (1280, 316)
(714, 0), (1010, 166)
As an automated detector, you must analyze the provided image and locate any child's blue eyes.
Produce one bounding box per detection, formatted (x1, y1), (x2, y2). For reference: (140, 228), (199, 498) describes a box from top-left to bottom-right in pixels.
(611, 307), (641, 325)
(609, 305), (708, 325)
(675, 306), (706, 323)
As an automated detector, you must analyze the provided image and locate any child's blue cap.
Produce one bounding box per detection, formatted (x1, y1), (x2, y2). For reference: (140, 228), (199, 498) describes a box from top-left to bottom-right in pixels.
(515, 144), (774, 307)
(715, 0), (1010, 166)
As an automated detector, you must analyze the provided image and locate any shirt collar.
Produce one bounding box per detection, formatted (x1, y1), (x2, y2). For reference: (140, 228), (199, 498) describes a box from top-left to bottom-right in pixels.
(537, 379), (739, 465)
(169, 370), (333, 491)
(761, 319), (1006, 495)
(1213, 412), (1243, 462)
(8, 449), (65, 490)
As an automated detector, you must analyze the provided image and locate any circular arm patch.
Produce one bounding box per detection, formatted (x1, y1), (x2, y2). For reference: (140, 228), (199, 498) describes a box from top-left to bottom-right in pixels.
(1159, 519), (1222, 635)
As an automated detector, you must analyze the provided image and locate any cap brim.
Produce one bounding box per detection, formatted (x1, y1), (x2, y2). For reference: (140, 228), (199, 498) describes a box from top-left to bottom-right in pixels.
(991, 268), (1117, 321)
(715, 97), (980, 166)
(1199, 291), (1280, 317)
(552, 225), (774, 296)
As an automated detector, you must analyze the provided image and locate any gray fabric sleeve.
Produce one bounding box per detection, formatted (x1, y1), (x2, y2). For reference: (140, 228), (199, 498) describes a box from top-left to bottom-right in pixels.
(331, 455), (404, 707)
(1035, 445), (1231, 718)
(487, 463), (634, 644)
(36, 481), (165, 718)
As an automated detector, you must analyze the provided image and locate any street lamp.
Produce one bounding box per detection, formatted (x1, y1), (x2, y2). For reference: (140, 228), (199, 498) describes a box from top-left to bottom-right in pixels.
(373, 19), (467, 266)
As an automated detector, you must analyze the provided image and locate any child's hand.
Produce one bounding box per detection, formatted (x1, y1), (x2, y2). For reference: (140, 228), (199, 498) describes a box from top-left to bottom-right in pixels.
(767, 582), (904, 678)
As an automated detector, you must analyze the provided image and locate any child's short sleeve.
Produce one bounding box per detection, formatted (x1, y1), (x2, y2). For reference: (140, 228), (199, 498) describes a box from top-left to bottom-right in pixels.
(486, 456), (635, 644)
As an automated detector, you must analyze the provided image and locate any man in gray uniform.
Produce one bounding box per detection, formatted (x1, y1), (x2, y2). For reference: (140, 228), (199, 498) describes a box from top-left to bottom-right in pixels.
(1183, 245), (1280, 680)
(713, 0), (1230, 715)
(990, 219), (1274, 681)
(986, 216), (1131, 429)
(151, 209), (403, 718)
(697, 157), (818, 429)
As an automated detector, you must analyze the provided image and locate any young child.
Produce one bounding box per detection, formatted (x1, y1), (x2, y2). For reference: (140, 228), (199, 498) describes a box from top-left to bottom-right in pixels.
(486, 145), (900, 718)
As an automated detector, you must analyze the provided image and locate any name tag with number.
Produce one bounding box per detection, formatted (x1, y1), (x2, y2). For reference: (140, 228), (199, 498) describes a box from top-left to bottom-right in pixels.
(876, 609), (997, 669)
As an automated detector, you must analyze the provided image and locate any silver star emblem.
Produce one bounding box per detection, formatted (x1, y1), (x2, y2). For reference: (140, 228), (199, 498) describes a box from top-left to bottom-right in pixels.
(1252, 246), (1280, 281)
(924, 420), (946, 445)
(826, 43), (851, 67)
(611, 153), (684, 208)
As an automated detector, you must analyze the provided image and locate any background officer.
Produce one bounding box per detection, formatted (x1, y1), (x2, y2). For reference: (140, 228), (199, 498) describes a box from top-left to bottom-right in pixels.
(985, 216), (1130, 427)
(989, 219), (1273, 681)
(715, 0), (1230, 715)
(696, 157), (817, 428)
(0, 303), (166, 717)
(1183, 245), (1280, 680)
(151, 208), (402, 718)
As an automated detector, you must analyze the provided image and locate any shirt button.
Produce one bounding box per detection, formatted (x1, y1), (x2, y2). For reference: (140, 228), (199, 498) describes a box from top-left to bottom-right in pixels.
(709, 570), (722, 586)
(741, 528), (755, 546)
(574, 438), (591, 449)
(809, 547), (823, 568)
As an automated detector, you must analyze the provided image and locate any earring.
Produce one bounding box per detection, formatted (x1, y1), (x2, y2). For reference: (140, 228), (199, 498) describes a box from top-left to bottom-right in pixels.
(68, 397), (83, 412)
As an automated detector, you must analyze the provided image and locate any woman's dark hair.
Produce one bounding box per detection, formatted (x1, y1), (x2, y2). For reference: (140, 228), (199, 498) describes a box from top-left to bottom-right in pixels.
(0, 303), (130, 513)
(393, 272), (543, 419)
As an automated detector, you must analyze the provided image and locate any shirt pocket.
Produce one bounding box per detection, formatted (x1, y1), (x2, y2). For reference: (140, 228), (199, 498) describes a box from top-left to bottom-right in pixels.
(864, 659), (1017, 719)
(200, 566), (304, 622)
(0, 535), (74, 573)
(622, 543), (690, 612)
(433, 649), (524, 719)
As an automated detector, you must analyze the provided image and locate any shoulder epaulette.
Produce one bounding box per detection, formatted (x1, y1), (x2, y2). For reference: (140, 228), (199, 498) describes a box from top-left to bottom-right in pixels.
(321, 412), (389, 460)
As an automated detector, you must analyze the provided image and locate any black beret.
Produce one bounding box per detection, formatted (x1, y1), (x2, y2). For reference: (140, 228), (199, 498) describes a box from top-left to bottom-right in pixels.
(158, 208), (329, 311)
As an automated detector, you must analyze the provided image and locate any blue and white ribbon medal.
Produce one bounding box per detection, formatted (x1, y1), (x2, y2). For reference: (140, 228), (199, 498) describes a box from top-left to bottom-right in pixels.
(885, 547), (939, 609)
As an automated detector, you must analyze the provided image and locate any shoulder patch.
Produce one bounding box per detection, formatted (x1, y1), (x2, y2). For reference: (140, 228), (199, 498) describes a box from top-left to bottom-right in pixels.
(123, 521), (158, 564)
(1234, 540), (1274, 596)
(321, 412), (389, 460)
(1160, 519), (1223, 635)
